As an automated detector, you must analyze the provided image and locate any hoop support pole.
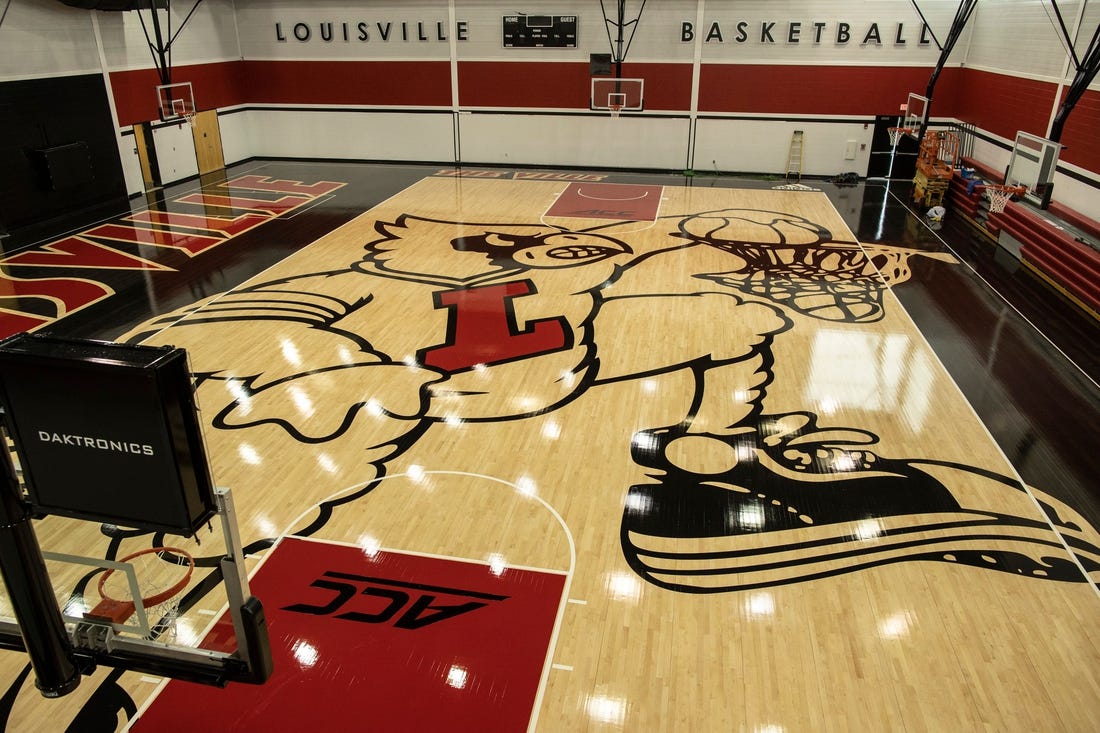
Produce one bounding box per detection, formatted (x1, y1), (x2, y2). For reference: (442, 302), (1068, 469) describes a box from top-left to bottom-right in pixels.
(0, 437), (80, 698)
(216, 487), (272, 683)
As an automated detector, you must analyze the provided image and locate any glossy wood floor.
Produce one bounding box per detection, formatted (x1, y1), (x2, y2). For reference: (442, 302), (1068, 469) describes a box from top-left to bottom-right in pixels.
(1, 162), (1098, 731)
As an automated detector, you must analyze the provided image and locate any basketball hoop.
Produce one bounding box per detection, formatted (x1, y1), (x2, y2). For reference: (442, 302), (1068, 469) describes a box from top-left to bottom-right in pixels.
(984, 184), (1025, 214)
(609, 102), (623, 119)
(84, 546), (194, 638)
(888, 127), (912, 148)
(173, 101), (195, 127)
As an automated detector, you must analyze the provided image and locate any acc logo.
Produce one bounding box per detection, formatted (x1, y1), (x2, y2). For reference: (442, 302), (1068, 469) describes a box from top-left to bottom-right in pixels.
(282, 570), (509, 630)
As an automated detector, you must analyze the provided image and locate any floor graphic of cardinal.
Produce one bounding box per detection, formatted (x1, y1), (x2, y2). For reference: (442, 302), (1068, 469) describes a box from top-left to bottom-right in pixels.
(123, 204), (1099, 590)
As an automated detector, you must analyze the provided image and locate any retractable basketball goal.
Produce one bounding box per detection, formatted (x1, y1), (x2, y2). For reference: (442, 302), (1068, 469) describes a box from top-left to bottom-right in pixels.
(0, 334), (272, 698)
(590, 2), (647, 117)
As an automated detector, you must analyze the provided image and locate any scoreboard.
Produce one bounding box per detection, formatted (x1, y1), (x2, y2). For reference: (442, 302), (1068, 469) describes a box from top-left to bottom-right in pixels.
(502, 15), (577, 48)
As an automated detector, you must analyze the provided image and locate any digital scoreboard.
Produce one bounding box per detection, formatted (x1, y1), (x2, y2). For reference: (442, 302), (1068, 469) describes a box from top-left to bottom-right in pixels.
(502, 15), (577, 48)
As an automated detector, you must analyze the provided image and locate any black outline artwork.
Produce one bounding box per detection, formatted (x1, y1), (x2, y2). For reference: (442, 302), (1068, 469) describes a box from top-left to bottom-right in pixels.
(621, 415), (1100, 593)
(117, 204), (1100, 593)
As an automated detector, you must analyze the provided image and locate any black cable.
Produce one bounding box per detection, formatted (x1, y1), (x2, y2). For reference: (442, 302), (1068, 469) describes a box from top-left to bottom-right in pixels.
(168, 1), (206, 60)
(908, 0), (943, 51)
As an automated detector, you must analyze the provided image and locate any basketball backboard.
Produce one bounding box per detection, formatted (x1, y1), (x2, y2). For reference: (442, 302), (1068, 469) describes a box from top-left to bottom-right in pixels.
(1005, 131), (1062, 208)
(591, 78), (644, 113)
(156, 82), (195, 123)
(904, 93), (929, 139)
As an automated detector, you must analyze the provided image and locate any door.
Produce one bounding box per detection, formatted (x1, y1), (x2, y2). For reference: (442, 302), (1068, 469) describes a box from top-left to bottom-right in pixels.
(191, 110), (225, 175)
(867, 114), (919, 181)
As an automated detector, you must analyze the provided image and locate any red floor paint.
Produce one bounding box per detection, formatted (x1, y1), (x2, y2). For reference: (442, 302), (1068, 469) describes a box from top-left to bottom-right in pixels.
(131, 537), (566, 732)
(545, 182), (664, 222)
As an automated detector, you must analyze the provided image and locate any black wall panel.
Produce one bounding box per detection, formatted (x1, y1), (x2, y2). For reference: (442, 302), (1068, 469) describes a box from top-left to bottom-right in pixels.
(0, 74), (128, 247)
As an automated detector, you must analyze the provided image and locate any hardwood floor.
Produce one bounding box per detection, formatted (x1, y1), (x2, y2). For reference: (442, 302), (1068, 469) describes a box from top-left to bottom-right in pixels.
(0, 161), (1096, 731)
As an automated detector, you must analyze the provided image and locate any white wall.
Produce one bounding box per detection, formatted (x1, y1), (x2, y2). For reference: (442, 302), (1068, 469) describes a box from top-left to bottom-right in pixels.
(459, 113), (690, 170)
(236, 0), (452, 60)
(95, 0), (242, 70)
(151, 120), (199, 183)
(695, 0), (958, 65)
(964, 0), (1082, 81)
(1048, 164), (1100, 216)
(696, 118), (872, 177)
(6, 0), (1097, 219)
(217, 109), (253, 166)
(235, 109), (455, 162)
(0, 1), (99, 80)
(453, 0), (697, 62)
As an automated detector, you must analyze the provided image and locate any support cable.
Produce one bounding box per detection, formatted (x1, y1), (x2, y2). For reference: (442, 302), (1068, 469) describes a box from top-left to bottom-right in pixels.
(908, 0), (944, 51)
(1047, 0), (1100, 141)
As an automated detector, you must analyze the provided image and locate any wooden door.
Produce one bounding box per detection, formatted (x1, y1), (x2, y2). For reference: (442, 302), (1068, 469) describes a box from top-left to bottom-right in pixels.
(191, 110), (225, 175)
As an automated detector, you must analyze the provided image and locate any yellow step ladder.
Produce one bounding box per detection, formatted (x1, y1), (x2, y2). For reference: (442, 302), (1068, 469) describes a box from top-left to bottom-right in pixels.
(786, 130), (804, 181)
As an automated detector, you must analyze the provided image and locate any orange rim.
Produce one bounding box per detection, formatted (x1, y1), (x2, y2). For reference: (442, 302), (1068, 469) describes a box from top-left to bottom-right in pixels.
(96, 546), (194, 609)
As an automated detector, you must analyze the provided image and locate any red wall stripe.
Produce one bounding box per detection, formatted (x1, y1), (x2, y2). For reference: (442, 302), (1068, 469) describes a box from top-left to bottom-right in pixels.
(1057, 87), (1100, 173)
(457, 61), (692, 110)
(457, 61), (591, 109)
(698, 64), (961, 116)
(111, 60), (248, 127)
(953, 69), (1099, 174)
(239, 60), (451, 108)
(111, 60), (451, 126)
(952, 68), (1056, 142)
(618, 63), (694, 111)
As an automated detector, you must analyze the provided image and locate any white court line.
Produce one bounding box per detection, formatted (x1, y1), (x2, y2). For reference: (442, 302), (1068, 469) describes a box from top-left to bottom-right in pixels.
(888, 185), (1099, 393)
(277, 193), (338, 220)
(576, 187), (651, 201)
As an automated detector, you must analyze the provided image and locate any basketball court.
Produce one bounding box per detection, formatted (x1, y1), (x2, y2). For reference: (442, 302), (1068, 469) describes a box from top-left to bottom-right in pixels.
(0, 167), (1096, 731)
(1, 0), (1100, 729)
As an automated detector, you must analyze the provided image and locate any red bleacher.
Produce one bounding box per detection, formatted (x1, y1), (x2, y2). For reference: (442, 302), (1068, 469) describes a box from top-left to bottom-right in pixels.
(998, 203), (1100, 315)
(947, 157), (1100, 317)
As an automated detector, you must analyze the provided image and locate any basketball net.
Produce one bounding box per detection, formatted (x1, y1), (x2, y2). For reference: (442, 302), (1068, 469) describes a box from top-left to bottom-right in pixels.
(888, 128), (911, 148)
(609, 103), (623, 119)
(171, 99), (196, 127)
(86, 546), (194, 641)
(985, 185), (1016, 214)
